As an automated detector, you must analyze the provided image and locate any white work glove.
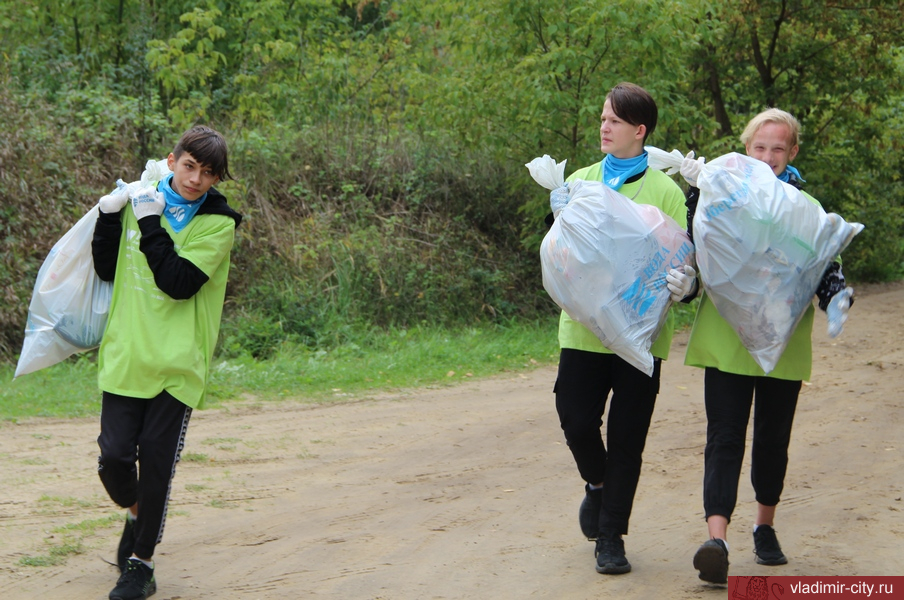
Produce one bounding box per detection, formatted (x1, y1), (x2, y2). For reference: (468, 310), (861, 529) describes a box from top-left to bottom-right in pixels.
(549, 184), (570, 218)
(666, 265), (697, 302)
(826, 286), (854, 338)
(680, 151), (705, 187)
(98, 180), (130, 214)
(130, 188), (165, 220)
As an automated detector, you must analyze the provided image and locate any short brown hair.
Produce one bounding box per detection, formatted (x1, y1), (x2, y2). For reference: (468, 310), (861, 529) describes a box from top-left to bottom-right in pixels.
(606, 82), (658, 142)
(740, 108), (801, 147)
(173, 125), (232, 181)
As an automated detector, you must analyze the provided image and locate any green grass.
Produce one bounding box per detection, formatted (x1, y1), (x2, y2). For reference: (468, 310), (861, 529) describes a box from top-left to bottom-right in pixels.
(0, 309), (698, 422)
(204, 319), (562, 404)
(672, 297), (699, 330)
(182, 451), (211, 463)
(18, 508), (121, 568)
(51, 513), (121, 535)
(37, 495), (100, 511)
(18, 542), (84, 567)
(0, 318), (561, 420)
(1, 354), (103, 419)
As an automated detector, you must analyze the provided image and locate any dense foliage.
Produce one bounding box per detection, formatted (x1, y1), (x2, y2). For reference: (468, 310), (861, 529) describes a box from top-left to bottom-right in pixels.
(1, 0), (902, 362)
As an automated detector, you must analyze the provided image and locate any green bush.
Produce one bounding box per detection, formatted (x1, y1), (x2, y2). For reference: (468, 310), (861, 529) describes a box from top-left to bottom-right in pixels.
(0, 73), (176, 361)
(206, 119), (549, 361)
(0, 65), (555, 365)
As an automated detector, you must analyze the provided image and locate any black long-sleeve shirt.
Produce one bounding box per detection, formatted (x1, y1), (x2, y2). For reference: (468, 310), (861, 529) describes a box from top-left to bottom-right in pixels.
(92, 188), (242, 300)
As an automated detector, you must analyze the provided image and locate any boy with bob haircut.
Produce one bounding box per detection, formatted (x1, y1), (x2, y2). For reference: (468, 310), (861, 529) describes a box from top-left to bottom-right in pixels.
(552, 82), (688, 576)
(92, 125), (242, 600)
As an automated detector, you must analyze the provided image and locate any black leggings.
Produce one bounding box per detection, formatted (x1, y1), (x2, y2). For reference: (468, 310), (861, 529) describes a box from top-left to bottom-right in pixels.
(97, 390), (192, 559)
(554, 348), (661, 535)
(702, 368), (801, 522)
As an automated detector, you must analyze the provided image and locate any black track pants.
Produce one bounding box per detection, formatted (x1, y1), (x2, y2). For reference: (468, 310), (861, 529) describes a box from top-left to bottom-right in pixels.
(97, 390), (192, 559)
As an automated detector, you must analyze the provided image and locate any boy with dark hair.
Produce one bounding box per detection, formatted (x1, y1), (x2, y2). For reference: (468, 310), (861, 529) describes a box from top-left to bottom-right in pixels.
(552, 82), (689, 575)
(92, 125), (242, 600)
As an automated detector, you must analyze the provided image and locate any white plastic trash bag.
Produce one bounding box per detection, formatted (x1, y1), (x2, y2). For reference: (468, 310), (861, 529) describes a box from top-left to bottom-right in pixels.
(527, 155), (695, 376)
(14, 159), (172, 377)
(15, 205), (112, 377)
(646, 147), (864, 373)
(694, 153), (863, 372)
(645, 146), (686, 174)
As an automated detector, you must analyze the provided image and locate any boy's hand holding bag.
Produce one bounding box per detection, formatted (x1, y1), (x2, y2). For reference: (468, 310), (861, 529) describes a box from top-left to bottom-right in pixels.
(15, 160), (172, 377)
(527, 154), (695, 377)
(98, 180), (130, 214)
(646, 146), (864, 373)
(131, 188), (165, 220)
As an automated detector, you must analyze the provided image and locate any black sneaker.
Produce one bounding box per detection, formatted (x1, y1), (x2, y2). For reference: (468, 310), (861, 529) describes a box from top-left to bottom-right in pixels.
(117, 517), (136, 573)
(753, 525), (788, 565)
(693, 538), (729, 584)
(579, 484), (603, 540)
(109, 558), (156, 600)
(594, 527), (631, 574)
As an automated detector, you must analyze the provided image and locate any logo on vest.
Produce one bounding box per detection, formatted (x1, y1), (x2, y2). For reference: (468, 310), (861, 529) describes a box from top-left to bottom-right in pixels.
(169, 206), (186, 222)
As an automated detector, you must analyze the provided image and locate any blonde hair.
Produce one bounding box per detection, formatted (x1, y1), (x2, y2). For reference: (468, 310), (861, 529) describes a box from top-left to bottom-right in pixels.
(740, 108), (801, 147)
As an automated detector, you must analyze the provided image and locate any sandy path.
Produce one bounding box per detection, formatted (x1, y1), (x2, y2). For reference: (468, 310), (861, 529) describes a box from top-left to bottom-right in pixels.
(1, 282), (901, 599)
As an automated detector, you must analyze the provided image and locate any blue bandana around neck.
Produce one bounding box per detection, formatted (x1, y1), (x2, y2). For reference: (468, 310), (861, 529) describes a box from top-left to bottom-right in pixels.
(602, 151), (649, 191)
(160, 173), (207, 232)
(778, 165), (805, 184)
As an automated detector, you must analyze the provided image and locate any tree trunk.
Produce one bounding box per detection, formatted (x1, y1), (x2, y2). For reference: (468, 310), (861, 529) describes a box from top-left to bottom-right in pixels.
(703, 48), (732, 139)
(72, 15), (81, 56)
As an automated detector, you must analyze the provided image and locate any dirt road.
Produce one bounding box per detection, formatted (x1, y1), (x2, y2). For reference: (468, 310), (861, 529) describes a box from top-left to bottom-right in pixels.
(1, 282), (901, 599)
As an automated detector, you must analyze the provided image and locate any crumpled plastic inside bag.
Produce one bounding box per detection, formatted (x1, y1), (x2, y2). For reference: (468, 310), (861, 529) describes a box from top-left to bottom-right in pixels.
(648, 149), (864, 373)
(14, 205), (111, 377)
(15, 159), (171, 377)
(527, 155), (695, 376)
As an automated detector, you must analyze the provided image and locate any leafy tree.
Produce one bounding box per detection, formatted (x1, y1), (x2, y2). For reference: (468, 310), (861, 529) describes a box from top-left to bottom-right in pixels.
(400, 0), (706, 164)
(1, 0), (902, 363)
(681, 0), (904, 278)
(684, 0), (903, 138)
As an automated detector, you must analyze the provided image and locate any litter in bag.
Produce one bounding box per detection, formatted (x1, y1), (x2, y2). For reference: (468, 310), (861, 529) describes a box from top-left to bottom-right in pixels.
(14, 159), (172, 377)
(14, 205), (112, 377)
(527, 155), (695, 376)
(646, 147), (864, 373)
